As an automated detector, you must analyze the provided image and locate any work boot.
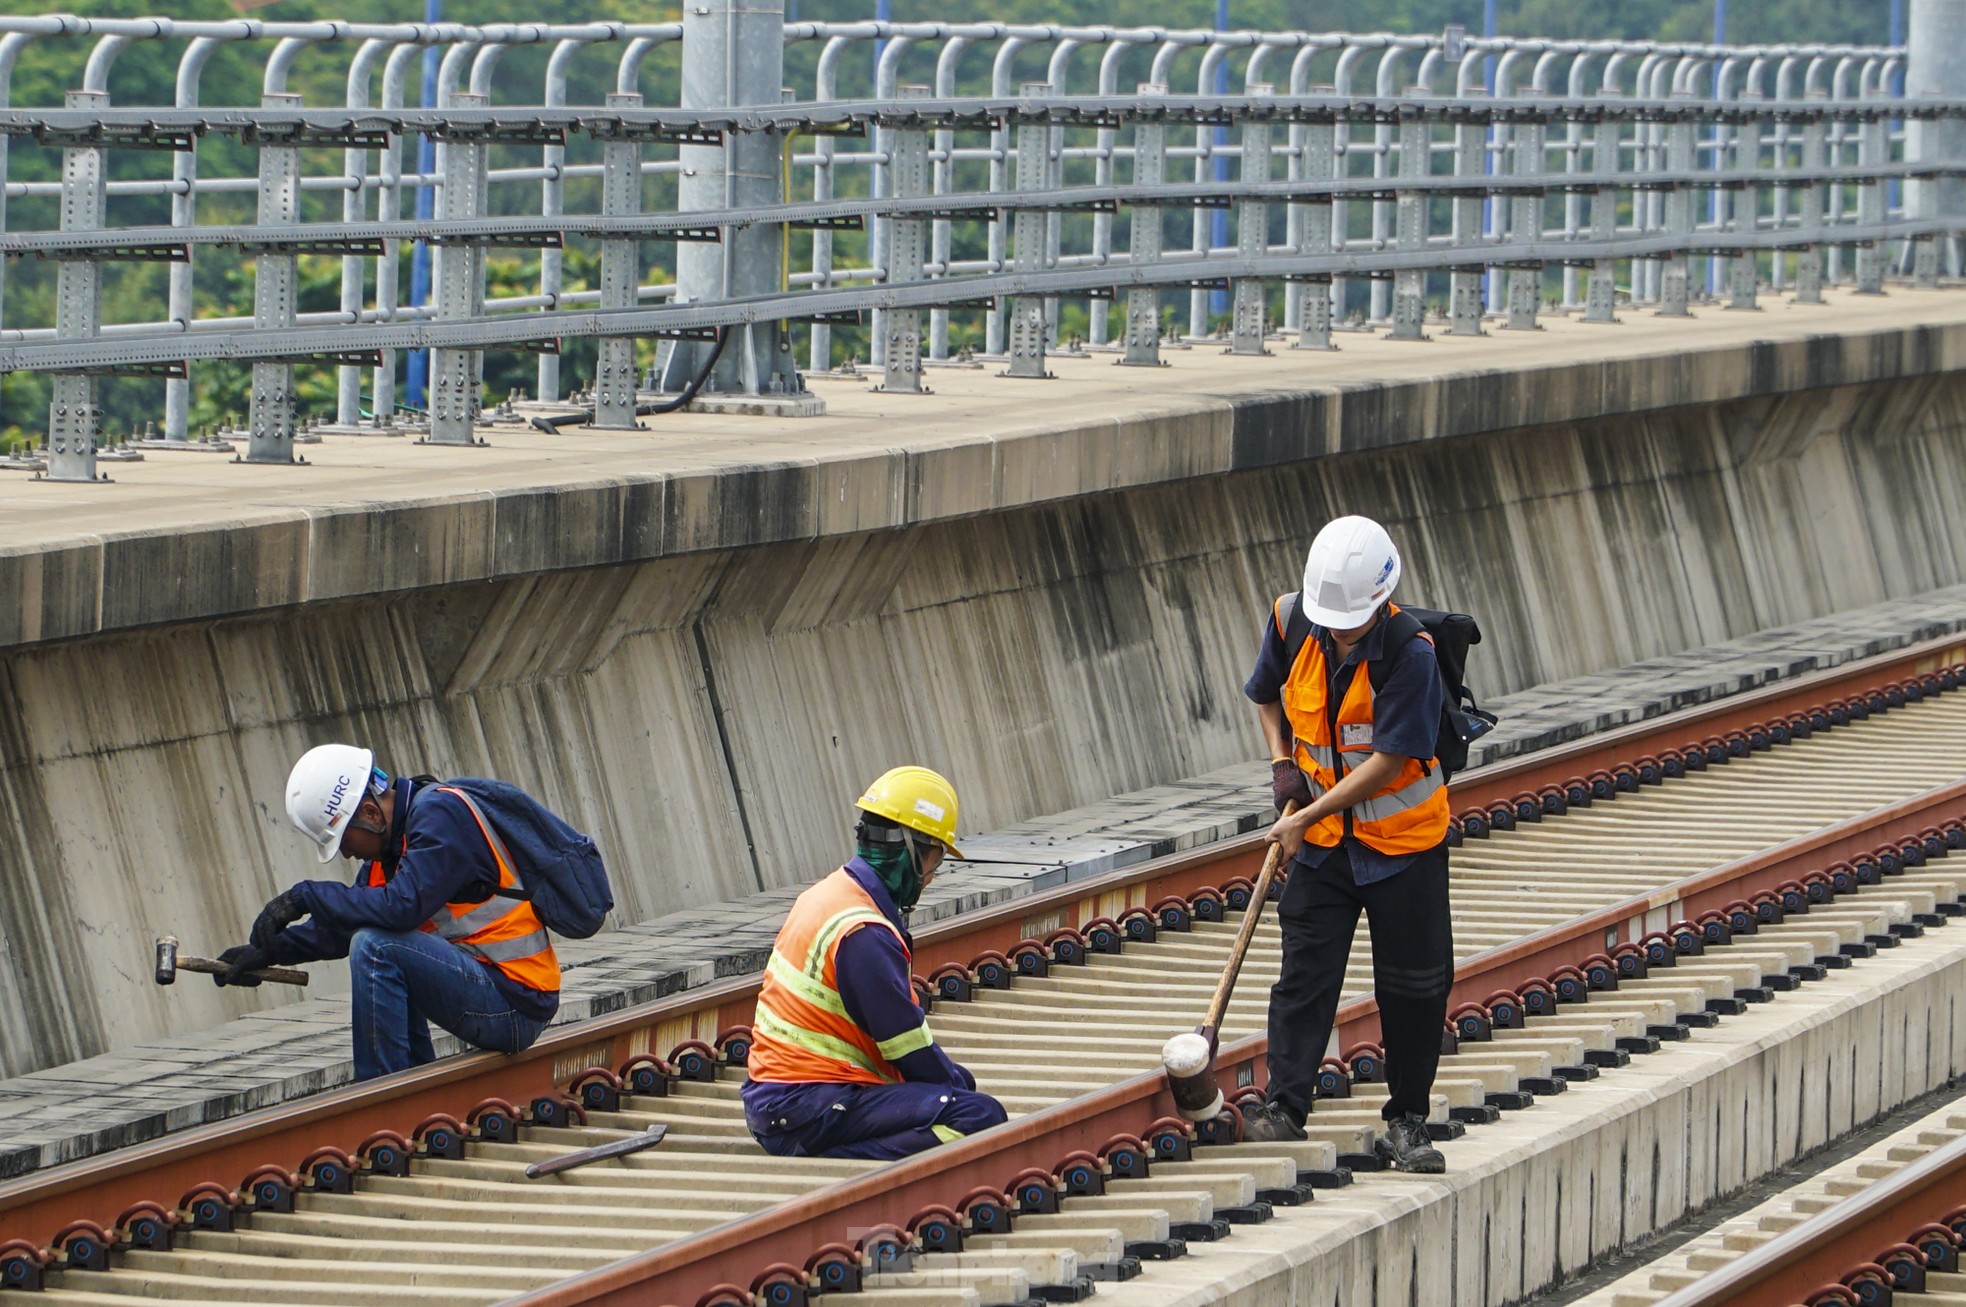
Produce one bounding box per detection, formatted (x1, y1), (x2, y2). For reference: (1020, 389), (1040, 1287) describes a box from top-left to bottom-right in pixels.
(1240, 1101), (1307, 1143)
(1375, 1114), (1445, 1173)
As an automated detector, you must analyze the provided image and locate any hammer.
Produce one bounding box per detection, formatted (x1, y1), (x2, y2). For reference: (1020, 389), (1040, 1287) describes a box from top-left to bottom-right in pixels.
(1161, 803), (1297, 1121)
(154, 936), (309, 987)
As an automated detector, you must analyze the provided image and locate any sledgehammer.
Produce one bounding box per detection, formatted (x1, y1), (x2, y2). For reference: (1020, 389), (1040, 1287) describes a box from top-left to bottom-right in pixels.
(154, 936), (309, 987)
(1161, 803), (1296, 1121)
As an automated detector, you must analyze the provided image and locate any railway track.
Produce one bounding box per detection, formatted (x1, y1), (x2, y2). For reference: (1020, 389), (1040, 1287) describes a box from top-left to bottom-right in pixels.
(4, 642), (1966, 1307)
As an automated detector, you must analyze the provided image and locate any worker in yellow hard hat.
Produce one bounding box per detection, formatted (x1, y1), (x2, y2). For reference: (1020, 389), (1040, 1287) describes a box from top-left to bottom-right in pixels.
(741, 767), (1008, 1159)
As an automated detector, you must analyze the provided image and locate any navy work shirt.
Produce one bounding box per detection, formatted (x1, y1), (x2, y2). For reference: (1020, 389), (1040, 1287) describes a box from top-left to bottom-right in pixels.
(742, 857), (977, 1133)
(270, 776), (560, 1022)
(1243, 606), (1445, 885)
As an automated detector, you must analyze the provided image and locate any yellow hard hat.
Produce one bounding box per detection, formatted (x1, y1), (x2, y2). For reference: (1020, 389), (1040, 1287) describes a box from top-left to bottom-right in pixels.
(856, 766), (964, 859)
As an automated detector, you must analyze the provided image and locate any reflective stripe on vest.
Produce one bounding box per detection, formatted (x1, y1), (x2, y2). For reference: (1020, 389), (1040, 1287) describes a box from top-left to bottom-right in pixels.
(745, 868), (921, 1087)
(1276, 598), (1451, 857)
(418, 787), (561, 993)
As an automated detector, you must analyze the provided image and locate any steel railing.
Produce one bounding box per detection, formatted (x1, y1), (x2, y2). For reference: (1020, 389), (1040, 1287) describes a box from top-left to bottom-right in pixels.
(0, 14), (1957, 482)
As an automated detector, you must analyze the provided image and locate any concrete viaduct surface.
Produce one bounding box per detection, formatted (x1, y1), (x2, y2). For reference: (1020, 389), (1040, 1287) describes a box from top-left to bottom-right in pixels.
(5, 289), (1966, 1080)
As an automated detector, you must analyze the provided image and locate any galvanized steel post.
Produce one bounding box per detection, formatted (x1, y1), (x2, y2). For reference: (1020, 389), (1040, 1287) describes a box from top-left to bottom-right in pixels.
(245, 90), (305, 464)
(1293, 109), (1338, 352)
(1119, 83), (1166, 369)
(880, 85), (931, 394)
(1389, 107), (1430, 341)
(591, 90), (645, 430)
(1856, 112), (1890, 293)
(1449, 54), (1488, 336)
(425, 90), (489, 445)
(1583, 111), (1621, 323)
(44, 88), (108, 482)
(1505, 113), (1545, 330)
(1658, 109), (1696, 317)
(1227, 88), (1271, 356)
(1003, 89), (1051, 378)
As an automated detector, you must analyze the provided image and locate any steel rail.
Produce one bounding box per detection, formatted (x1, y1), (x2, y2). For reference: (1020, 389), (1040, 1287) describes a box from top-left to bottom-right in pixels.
(1645, 1132), (1966, 1306)
(3, 217), (1955, 374)
(10, 162), (1951, 260)
(0, 637), (1956, 1255)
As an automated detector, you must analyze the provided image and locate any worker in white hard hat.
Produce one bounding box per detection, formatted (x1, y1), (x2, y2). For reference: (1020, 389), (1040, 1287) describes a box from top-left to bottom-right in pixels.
(213, 745), (564, 1080)
(742, 767), (1008, 1159)
(1238, 515), (1455, 1174)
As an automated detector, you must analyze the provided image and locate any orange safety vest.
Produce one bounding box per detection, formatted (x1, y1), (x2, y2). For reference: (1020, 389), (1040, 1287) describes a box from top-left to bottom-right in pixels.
(746, 868), (923, 1087)
(1277, 599), (1452, 857)
(362, 787), (561, 994)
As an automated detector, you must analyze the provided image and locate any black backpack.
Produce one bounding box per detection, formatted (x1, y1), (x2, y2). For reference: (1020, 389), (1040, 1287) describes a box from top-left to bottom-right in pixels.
(1278, 595), (1497, 780)
(414, 776), (616, 939)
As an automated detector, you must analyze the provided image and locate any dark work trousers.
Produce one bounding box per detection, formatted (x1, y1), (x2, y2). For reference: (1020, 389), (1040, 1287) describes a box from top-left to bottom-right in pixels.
(1264, 840), (1453, 1124)
(747, 1082), (1009, 1161)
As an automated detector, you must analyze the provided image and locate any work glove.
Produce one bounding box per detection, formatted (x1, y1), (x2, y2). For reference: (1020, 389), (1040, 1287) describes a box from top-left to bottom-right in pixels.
(249, 889), (306, 953)
(213, 944), (273, 988)
(1270, 759), (1313, 813)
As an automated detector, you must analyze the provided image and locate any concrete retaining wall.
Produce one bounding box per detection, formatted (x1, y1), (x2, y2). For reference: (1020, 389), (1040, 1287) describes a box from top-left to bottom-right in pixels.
(6, 370), (1966, 1078)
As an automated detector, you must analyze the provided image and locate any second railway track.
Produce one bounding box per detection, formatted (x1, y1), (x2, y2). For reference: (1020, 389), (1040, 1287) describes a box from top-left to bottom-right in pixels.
(6, 642), (1966, 1307)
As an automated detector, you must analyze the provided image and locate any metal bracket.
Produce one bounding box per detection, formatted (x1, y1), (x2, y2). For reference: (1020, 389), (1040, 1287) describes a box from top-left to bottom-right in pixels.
(33, 122), (197, 151)
(584, 118), (723, 146)
(241, 124), (390, 150)
(432, 121), (567, 146)
(65, 359), (189, 378)
(42, 242), (187, 263)
(427, 232), (564, 250)
(238, 237), (385, 257)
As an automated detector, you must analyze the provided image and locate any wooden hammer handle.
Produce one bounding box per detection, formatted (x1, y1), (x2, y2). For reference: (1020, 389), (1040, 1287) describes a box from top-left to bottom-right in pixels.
(1200, 802), (1297, 1036)
(180, 956), (310, 986)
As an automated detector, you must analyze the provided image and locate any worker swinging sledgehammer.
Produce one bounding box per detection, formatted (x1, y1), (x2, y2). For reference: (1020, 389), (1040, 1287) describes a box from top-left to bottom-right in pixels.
(742, 767), (1008, 1160)
(215, 745), (612, 1081)
(1239, 516), (1458, 1173)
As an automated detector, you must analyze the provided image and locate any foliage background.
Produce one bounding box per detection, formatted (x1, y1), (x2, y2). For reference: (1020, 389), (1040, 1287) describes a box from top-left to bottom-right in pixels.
(0, 0), (1897, 448)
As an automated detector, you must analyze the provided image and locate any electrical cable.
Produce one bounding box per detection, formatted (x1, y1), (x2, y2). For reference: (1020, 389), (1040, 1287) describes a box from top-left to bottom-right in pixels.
(529, 325), (732, 432)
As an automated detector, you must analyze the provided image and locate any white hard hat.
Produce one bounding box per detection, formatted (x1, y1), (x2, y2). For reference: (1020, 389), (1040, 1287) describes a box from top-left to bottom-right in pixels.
(1300, 515), (1402, 628)
(286, 744), (376, 863)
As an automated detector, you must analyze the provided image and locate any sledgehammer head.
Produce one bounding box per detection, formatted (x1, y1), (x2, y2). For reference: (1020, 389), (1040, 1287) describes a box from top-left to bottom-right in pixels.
(1162, 1030), (1225, 1122)
(154, 935), (180, 986)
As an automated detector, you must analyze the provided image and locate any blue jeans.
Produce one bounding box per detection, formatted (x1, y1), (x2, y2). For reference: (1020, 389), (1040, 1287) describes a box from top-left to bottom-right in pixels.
(349, 928), (548, 1081)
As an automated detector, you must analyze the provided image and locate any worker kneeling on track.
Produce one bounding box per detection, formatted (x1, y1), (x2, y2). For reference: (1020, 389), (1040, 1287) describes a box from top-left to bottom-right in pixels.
(1242, 515), (1454, 1174)
(742, 767), (1008, 1160)
(215, 745), (573, 1081)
